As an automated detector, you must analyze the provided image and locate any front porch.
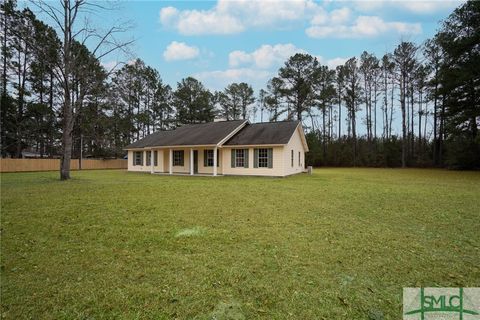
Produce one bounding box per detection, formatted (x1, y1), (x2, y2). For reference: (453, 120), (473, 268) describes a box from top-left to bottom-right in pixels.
(129, 147), (222, 176)
(151, 172), (223, 177)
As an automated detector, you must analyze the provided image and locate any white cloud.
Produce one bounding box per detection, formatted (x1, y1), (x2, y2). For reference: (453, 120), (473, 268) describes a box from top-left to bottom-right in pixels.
(160, 0), (430, 39)
(228, 43), (348, 73)
(176, 10), (244, 35)
(307, 4), (422, 39)
(101, 60), (119, 71)
(194, 58), (349, 95)
(159, 6), (179, 25)
(163, 41), (199, 61)
(216, 0), (319, 27)
(194, 68), (272, 91)
(200, 43), (348, 91)
(306, 15), (421, 39)
(159, 0), (322, 35)
(310, 8), (328, 25)
(101, 59), (136, 72)
(329, 7), (352, 25)
(400, 1), (460, 14)
(325, 57), (348, 69)
(354, 0), (461, 14)
(229, 51), (252, 68)
(229, 44), (306, 69)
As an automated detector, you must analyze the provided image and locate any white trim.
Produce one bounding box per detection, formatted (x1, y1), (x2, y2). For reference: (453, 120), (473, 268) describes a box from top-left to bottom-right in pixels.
(213, 147), (217, 176)
(169, 149), (173, 174)
(150, 150), (154, 173)
(216, 120), (249, 146)
(222, 144), (284, 148)
(190, 148), (194, 175)
(125, 144), (216, 151)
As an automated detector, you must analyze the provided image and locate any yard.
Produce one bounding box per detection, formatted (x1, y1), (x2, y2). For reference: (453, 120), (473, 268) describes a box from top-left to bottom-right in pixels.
(1, 169), (479, 319)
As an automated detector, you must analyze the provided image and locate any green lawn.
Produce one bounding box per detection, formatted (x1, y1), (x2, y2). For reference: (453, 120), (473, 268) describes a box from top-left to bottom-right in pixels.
(1, 169), (479, 319)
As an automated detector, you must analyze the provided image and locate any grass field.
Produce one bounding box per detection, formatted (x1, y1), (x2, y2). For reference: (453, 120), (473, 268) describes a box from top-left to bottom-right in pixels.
(1, 169), (479, 319)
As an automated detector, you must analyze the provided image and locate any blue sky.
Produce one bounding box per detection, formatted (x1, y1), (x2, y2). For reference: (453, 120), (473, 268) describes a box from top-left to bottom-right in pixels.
(97, 0), (461, 93)
(28, 0), (462, 130)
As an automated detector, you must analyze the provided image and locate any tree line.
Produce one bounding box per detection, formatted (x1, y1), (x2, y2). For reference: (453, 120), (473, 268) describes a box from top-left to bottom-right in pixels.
(1, 0), (478, 179)
(261, 2), (478, 169)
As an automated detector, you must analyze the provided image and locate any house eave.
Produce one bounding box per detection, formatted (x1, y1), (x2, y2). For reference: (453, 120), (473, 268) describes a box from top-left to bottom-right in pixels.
(222, 144), (286, 148)
(124, 144), (218, 151)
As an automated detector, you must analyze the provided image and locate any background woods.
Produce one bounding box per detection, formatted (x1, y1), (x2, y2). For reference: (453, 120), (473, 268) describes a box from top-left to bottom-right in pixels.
(1, 0), (479, 174)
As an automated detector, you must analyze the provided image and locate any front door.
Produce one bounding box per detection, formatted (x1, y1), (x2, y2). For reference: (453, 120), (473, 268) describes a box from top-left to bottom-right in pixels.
(193, 150), (198, 173)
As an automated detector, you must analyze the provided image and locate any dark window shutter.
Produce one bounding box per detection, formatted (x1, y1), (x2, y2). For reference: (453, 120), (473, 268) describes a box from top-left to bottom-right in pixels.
(268, 148), (273, 168)
(217, 149), (220, 167)
(181, 151), (184, 166)
(231, 149), (236, 168)
(141, 151), (144, 166)
(244, 148), (249, 168)
(204, 150), (208, 167)
(154, 151), (158, 166)
(254, 149), (258, 168)
(132, 152), (135, 166)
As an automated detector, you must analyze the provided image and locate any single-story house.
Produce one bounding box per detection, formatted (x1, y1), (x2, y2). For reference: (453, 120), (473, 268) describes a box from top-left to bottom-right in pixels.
(124, 120), (309, 177)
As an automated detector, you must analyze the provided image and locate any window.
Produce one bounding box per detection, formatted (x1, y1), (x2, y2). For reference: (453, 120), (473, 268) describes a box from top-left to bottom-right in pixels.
(298, 151), (301, 166)
(204, 149), (219, 167)
(154, 151), (158, 166)
(291, 150), (294, 167)
(258, 148), (269, 168)
(205, 150), (214, 167)
(134, 151), (142, 166)
(235, 149), (245, 167)
(254, 148), (272, 168)
(173, 150), (184, 166)
(231, 149), (248, 168)
(146, 151), (151, 166)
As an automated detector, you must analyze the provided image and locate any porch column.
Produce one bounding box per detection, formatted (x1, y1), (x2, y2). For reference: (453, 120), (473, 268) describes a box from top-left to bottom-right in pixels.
(150, 149), (154, 174)
(213, 146), (217, 176)
(190, 148), (194, 175)
(169, 148), (173, 174)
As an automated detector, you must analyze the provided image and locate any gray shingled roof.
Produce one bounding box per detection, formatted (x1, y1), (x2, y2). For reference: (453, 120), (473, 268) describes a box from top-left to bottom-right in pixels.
(124, 120), (246, 149)
(224, 121), (300, 146)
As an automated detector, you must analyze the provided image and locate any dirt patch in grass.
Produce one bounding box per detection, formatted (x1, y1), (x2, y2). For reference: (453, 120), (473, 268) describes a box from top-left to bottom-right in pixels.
(210, 300), (245, 320)
(175, 226), (206, 237)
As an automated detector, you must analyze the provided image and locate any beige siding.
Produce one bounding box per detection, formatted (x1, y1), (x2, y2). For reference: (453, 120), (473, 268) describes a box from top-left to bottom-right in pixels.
(128, 150), (146, 172)
(127, 149), (165, 172)
(283, 126), (307, 176)
(162, 150), (169, 172)
(221, 146), (285, 176)
(170, 148), (190, 173)
(155, 149), (165, 172)
(197, 148), (223, 175)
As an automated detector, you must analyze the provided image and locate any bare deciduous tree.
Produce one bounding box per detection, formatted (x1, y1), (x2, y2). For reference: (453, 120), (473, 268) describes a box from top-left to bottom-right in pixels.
(33, 0), (133, 180)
